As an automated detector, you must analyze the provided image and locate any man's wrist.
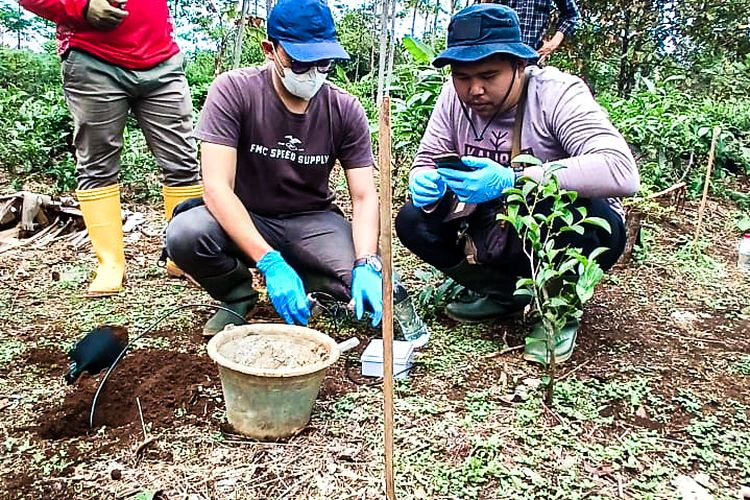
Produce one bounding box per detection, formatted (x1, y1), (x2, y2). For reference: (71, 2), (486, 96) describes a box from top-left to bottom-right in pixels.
(354, 253), (382, 272)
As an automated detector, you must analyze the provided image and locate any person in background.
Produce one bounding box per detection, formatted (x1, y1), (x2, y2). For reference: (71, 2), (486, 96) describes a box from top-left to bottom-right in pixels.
(480, 0), (580, 58)
(396, 4), (638, 364)
(166, 0), (395, 337)
(18, 0), (202, 296)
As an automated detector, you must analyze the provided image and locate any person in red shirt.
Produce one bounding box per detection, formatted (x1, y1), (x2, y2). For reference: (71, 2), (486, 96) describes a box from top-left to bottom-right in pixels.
(18, 0), (202, 296)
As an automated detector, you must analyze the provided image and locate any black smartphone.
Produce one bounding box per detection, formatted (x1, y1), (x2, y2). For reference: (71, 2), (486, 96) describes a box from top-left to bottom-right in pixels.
(433, 153), (475, 172)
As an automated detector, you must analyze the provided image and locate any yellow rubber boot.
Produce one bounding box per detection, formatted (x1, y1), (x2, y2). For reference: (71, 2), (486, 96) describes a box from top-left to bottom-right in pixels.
(76, 184), (126, 297)
(163, 184), (203, 278)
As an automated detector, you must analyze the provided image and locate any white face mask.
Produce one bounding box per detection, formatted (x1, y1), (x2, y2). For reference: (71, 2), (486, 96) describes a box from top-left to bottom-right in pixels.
(278, 66), (327, 100)
(272, 46), (328, 100)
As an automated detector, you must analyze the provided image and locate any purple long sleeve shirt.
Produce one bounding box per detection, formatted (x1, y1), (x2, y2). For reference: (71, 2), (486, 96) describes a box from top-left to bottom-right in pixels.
(412, 65), (639, 220)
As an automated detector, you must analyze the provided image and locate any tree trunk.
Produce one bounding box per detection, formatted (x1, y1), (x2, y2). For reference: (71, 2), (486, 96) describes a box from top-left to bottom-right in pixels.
(411, 4), (418, 36)
(617, 9), (631, 97)
(385, 0), (397, 91)
(432, 0), (440, 33)
(233, 0), (251, 69)
(16, 3), (21, 49)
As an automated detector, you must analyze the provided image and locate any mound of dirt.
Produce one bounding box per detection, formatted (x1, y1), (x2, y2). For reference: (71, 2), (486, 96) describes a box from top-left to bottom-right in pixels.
(35, 350), (220, 440)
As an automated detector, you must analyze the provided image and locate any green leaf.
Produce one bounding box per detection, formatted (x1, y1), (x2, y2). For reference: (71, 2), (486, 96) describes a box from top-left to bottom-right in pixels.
(560, 225), (585, 235)
(521, 180), (536, 199)
(514, 288), (533, 297)
(588, 246), (609, 261)
(135, 492), (158, 500)
(516, 278), (535, 289)
(558, 258), (579, 274)
(512, 153), (543, 166)
(506, 193), (525, 205)
(576, 283), (595, 303)
(402, 36), (435, 64)
(582, 217), (612, 233)
(547, 297), (568, 308)
(335, 65), (350, 85)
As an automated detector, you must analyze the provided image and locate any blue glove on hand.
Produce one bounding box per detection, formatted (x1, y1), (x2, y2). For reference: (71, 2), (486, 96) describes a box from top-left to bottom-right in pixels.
(256, 250), (310, 325)
(437, 156), (515, 204)
(351, 264), (383, 327)
(409, 169), (447, 208)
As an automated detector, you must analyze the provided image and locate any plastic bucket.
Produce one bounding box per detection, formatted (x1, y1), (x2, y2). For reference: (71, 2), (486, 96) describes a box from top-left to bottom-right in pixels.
(207, 323), (340, 440)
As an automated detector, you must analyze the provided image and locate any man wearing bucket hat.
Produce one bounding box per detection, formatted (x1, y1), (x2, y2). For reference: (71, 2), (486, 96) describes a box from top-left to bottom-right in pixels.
(165, 0), (390, 336)
(395, 4), (639, 364)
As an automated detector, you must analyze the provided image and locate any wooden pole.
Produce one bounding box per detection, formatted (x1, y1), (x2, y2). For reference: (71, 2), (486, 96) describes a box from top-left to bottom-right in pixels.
(694, 126), (720, 244)
(378, 96), (396, 500)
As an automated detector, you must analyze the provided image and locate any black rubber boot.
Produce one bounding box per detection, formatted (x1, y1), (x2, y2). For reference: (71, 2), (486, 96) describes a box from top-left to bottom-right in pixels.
(441, 260), (529, 323)
(197, 262), (258, 337)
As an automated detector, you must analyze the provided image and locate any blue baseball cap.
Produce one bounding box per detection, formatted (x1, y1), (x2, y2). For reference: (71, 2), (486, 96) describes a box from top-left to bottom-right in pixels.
(267, 0), (350, 62)
(433, 4), (538, 68)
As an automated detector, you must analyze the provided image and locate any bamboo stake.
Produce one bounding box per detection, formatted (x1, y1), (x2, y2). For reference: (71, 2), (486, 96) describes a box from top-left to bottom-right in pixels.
(694, 126), (720, 244)
(378, 95), (396, 500)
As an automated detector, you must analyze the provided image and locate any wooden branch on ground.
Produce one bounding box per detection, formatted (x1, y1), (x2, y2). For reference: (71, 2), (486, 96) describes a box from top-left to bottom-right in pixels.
(646, 182), (686, 200)
(0, 191), (84, 253)
(616, 209), (645, 267)
(0, 217), (61, 254)
(694, 126), (720, 244)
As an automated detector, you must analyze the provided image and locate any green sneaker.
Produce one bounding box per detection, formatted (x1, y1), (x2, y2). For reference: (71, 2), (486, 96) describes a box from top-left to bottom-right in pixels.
(522, 319), (579, 365)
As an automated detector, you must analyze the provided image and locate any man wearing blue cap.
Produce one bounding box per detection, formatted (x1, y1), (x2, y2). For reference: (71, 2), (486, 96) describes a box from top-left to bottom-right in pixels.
(165, 0), (384, 335)
(395, 4), (639, 364)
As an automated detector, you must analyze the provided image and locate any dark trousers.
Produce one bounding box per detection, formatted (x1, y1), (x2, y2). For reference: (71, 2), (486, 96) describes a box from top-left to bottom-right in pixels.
(395, 196), (626, 290)
(165, 205), (355, 300)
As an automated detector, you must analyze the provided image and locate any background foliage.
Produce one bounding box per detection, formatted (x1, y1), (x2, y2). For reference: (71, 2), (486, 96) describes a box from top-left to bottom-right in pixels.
(0, 0), (748, 200)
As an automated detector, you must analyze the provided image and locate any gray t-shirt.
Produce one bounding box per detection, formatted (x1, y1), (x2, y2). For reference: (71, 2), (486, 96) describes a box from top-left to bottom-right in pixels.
(195, 65), (374, 216)
(412, 66), (639, 220)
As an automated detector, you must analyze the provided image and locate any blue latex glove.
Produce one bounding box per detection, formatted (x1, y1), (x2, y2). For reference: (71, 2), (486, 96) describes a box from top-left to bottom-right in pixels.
(256, 250), (310, 325)
(351, 264), (383, 327)
(437, 156), (515, 204)
(409, 169), (447, 208)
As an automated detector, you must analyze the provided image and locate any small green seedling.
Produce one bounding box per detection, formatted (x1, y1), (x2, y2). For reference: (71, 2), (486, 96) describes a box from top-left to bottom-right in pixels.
(499, 159), (611, 404)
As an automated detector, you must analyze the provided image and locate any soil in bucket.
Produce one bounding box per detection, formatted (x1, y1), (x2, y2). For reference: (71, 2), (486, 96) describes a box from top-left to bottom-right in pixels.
(220, 334), (329, 370)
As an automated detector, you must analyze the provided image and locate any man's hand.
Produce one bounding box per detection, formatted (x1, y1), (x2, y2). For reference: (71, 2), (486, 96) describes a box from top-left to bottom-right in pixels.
(537, 31), (565, 57)
(409, 169), (447, 208)
(256, 250), (310, 325)
(438, 156), (515, 204)
(85, 0), (128, 30)
(351, 263), (383, 327)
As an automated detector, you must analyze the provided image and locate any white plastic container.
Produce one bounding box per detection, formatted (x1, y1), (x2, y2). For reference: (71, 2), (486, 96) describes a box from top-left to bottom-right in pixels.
(739, 233), (750, 274)
(361, 339), (415, 379)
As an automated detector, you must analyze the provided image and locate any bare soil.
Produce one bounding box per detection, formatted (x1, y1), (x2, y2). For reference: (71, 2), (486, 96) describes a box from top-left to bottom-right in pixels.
(1, 189), (748, 499)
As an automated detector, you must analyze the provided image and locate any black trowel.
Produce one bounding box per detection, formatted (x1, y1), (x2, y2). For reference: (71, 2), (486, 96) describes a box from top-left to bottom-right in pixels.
(64, 325), (129, 384)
